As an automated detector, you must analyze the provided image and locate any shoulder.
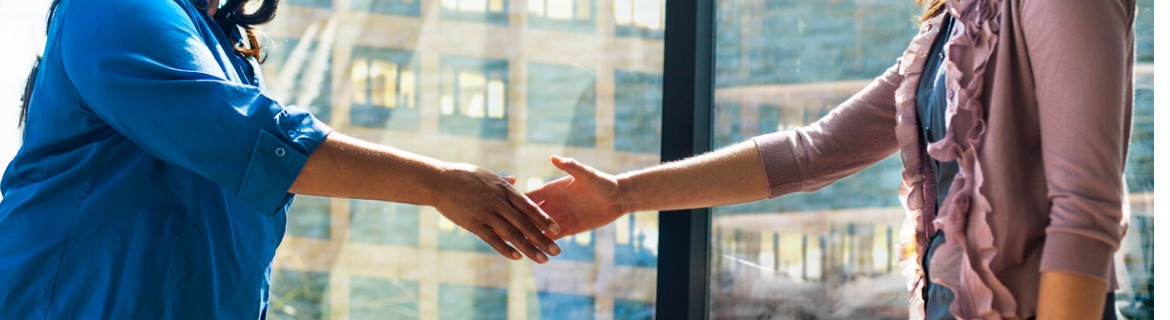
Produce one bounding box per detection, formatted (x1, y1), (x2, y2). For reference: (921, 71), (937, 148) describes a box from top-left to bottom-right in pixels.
(60, 0), (202, 31)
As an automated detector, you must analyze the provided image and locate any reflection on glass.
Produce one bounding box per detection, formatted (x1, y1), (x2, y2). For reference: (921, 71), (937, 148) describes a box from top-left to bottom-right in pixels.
(710, 0), (1154, 319)
(263, 0), (664, 318)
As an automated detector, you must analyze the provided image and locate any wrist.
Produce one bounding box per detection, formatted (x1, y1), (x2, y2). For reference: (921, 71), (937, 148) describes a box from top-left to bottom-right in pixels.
(424, 161), (463, 208)
(613, 172), (635, 215)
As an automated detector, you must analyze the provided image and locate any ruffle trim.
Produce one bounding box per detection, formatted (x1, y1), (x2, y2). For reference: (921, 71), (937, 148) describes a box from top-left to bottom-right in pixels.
(894, 1), (1019, 318)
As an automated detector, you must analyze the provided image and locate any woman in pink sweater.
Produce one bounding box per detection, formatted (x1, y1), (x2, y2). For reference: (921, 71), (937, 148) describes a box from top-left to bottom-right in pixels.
(528, 0), (1136, 319)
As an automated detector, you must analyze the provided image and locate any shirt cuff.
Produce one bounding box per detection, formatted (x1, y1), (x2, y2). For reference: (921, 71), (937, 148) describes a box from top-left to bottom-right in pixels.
(752, 132), (802, 198)
(237, 106), (333, 215)
(1039, 231), (1115, 283)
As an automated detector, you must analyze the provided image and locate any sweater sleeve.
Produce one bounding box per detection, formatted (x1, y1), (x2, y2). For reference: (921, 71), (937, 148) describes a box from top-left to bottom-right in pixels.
(1022, 0), (1134, 282)
(752, 62), (902, 197)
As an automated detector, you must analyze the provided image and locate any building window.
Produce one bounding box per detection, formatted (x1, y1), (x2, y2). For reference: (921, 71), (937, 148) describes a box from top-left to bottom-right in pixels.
(263, 38), (334, 124)
(528, 0), (595, 32)
(284, 0), (333, 8)
(528, 292), (595, 319)
(439, 56), (509, 140)
(349, 278), (419, 319)
(526, 63), (596, 147)
(348, 201), (420, 246)
(613, 70), (662, 154)
(614, 0), (664, 39)
(440, 0), (509, 25)
(351, 0), (420, 16)
(614, 212), (657, 267)
(439, 284), (508, 319)
(285, 195), (332, 239)
(268, 270), (330, 319)
(350, 47), (419, 130)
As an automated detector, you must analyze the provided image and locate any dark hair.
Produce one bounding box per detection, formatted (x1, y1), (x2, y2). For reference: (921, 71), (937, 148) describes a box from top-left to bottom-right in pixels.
(918, 0), (947, 23)
(18, 0), (280, 127)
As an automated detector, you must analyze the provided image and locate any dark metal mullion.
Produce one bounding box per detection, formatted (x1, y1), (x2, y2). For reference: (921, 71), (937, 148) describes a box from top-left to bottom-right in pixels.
(657, 0), (715, 317)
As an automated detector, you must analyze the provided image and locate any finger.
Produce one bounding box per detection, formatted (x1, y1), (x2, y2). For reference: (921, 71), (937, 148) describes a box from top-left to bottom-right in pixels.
(489, 219), (549, 264)
(503, 192), (562, 255)
(467, 224), (522, 261)
(550, 155), (594, 180)
(506, 186), (561, 235)
(504, 175), (517, 185)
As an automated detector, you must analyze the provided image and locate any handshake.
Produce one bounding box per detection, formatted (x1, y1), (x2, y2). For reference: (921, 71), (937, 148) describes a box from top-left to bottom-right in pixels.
(433, 155), (627, 264)
(296, 134), (767, 265)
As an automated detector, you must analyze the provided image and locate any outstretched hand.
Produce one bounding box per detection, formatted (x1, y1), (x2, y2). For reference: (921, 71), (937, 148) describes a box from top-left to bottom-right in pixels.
(526, 156), (626, 240)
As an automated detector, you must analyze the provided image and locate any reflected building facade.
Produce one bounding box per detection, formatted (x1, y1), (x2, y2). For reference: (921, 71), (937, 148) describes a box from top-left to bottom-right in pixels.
(263, 0), (666, 319)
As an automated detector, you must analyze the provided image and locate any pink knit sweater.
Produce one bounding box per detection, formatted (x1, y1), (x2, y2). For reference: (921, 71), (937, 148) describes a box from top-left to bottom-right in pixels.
(752, 0), (1135, 318)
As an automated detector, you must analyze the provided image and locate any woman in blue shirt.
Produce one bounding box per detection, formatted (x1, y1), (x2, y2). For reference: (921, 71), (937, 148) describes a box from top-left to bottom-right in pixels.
(1, 0), (562, 318)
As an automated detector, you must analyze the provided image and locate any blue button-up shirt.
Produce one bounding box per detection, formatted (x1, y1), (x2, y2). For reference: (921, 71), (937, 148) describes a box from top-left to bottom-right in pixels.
(0, 0), (332, 318)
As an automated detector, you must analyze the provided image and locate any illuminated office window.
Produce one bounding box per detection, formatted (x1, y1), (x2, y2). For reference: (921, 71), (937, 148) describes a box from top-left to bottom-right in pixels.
(441, 0), (509, 25)
(528, 0), (595, 32)
(351, 0), (420, 16)
(614, 0), (664, 38)
(439, 56), (509, 140)
(350, 47), (419, 130)
(614, 212), (657, 267)
(526, 63), (596, 147)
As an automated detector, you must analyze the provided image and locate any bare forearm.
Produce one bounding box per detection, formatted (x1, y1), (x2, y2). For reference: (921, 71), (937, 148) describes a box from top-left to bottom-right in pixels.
(615, 140), (770, 212)
(289, 133), (448, 206)
(1037, 271), (1108, 320)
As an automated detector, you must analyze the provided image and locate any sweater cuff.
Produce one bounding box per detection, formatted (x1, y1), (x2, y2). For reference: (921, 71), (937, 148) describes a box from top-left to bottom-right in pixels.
(1039, 231), (1115, 283)
(752, 133), (801, 198)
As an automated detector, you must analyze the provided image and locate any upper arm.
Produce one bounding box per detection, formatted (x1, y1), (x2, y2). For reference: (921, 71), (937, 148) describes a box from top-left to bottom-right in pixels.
(59, 0), (332, 214)
(1023, 0), (1134, 281)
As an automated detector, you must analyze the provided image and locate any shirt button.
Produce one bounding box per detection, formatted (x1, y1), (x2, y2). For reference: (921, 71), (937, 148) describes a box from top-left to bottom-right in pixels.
(275, 147), (287, 157)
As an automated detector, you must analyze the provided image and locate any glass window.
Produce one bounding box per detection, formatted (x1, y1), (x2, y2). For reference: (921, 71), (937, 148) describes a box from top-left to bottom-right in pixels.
(613, 70), (662, 153)
(439, 56), (510, 140)
(614, 0), (664, 39)
(263, 38), (334, 124)
(350, 47), (420, 130)
(710, 1), (1156, 319)
(265, 0), (664, 318)
(441, 0), (510, 25)
(1118, 1), (1154, 318)
(528, 0), (595, 33)
(285, 0), (334, 9)
(352, 0), (421, 16)
(526, 63), (596, 147)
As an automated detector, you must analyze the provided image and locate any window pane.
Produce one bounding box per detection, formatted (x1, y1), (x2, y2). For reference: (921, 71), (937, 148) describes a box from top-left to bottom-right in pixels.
(262, 0), (664, 318)
(710, 1), (1155, 319)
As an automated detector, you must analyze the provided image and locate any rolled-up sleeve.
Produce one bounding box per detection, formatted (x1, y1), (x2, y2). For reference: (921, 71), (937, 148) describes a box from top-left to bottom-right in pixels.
(59, 0), (332, 214)
(1023, 0), (1134, 282)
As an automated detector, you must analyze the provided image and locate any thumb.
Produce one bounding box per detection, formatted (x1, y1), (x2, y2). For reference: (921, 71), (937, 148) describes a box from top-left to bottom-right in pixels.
(503, 175), (517, 185)
(551, 155), (595, 180)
